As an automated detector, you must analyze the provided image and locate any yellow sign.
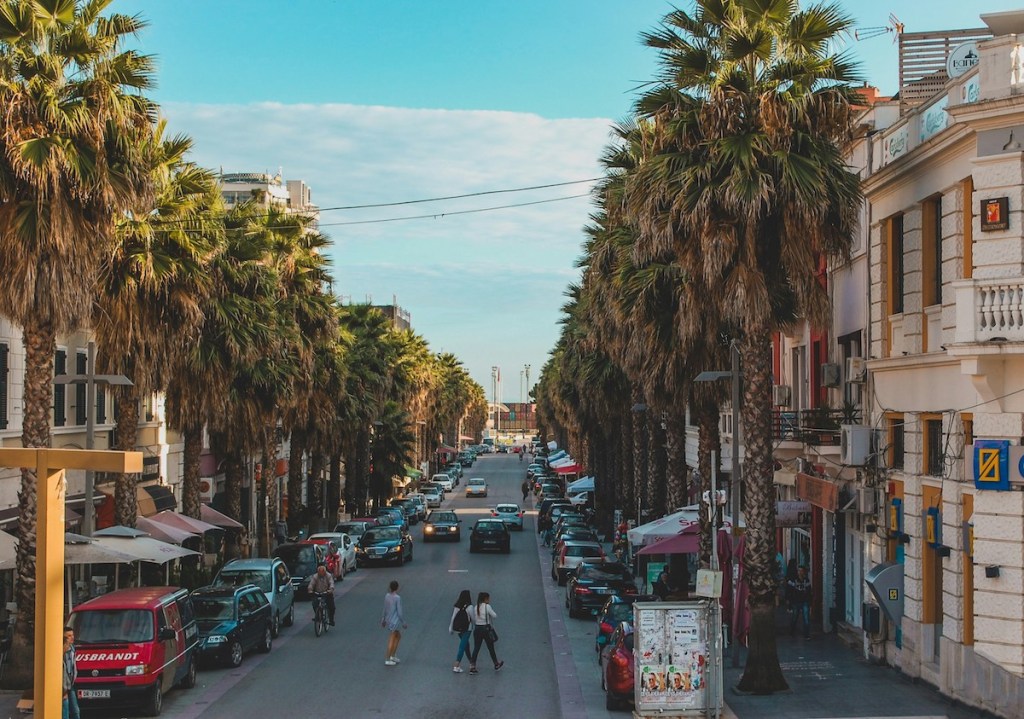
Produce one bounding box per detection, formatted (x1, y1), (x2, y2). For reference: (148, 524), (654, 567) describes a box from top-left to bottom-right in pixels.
(977, 448), (1001, 483)
(889, 588), (899, 601)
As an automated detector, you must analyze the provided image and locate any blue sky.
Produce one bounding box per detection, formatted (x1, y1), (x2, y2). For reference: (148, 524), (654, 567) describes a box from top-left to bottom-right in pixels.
(118, 0), (1020, 400)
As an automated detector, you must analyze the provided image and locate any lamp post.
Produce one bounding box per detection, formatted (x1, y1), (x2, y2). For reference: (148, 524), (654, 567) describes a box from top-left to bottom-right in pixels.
(695, 339), (742, 667)
(52, 341), (133, 536)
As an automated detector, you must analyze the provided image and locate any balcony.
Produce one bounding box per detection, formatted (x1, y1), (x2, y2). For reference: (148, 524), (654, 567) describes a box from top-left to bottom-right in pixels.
(772, 408), (859, 446)
(954, 278), (1024, 343)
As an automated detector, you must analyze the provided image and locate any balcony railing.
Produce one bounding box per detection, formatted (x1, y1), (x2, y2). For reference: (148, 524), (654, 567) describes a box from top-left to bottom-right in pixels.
(772, 409), (858, 446)
(954, 278), (1024, 343)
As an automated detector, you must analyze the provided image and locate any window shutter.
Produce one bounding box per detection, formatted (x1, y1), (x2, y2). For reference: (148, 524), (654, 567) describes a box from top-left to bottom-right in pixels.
(53, 349), (67, 427)
(96, 383), (107, 424)
(0, 344), (8, 430)
(76, 352), (87, 425)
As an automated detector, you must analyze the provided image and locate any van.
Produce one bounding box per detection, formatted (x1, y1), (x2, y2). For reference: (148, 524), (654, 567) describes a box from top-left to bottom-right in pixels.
(69, 586), (199, 716)
(213, 557), (295, 636)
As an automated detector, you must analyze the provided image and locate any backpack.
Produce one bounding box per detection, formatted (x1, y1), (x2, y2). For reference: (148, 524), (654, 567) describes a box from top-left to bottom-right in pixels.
(453, 606), (470, 632)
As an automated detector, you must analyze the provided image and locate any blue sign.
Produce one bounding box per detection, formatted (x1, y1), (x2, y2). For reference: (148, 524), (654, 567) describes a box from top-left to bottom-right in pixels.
(974, 439), (1011, 491)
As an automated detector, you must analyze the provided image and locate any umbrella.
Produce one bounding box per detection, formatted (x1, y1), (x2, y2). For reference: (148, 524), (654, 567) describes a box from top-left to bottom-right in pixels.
(567, 476), (594, 493)
(94, 525), (149, 538)
(201, 504), (243, 530)
(0, 530), (16, 571)
(93, 536), (200, 564)
(64, 536), (139, 566)
(136, 516), (196, 545)
(636, 530), (700, 556)
(149, 510), (223, 535)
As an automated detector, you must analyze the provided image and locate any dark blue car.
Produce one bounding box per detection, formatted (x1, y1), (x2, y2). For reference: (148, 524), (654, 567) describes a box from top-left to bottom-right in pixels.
(192, 584), (273, 667)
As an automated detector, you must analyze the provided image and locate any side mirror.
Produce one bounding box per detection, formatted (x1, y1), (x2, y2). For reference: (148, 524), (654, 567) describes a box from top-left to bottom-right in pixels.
(158, 627), (176, 641)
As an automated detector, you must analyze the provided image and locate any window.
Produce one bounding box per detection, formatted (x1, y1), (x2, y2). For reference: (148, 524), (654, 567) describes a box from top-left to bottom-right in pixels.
(53, 349), (67, 427)
(0, 343), (8, 430)
(96, 381), (107, 424)
(888, 414), (904, 470)
(961, 413), (974, 448)
(922, 196), (943, 307)
(924, 416), (944, 477)
(837, 331), (863, 406)
(75, 351), (87, 425)
(887, 214), (905, 315)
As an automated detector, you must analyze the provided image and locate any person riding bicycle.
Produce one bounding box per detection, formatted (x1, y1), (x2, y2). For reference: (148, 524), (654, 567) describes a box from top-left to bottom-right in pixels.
(308, 564), (336, 626)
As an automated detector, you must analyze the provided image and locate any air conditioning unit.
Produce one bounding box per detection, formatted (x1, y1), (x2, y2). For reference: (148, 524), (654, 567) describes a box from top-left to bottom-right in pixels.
(847, 357), (867, 383)
(821, 362), (841, 388)
(772, 384), (792, 406)
(841, 425), (873, 465)
(857, 486), (877, 515)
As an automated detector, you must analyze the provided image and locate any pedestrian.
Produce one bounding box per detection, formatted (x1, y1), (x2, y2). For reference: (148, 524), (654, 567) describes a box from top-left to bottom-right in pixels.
(787, 565), (812, 639)
(521, 480), (530, 502)
(381, 580), (407, 666)
(274, 519), (288, 547)
(448, 589), (473, 673)
(468, 591), (503, 674)
(63, 627), (79, 719)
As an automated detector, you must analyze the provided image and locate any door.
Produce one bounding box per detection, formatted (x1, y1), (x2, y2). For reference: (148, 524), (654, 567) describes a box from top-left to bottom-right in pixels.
(238, 593), (259, 649)
(845, 531), (863, 625)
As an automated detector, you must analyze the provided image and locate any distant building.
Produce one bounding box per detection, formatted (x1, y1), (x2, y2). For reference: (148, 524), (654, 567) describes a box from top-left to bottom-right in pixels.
(373, 301), (412, 331)
(220, 171), (319, 227)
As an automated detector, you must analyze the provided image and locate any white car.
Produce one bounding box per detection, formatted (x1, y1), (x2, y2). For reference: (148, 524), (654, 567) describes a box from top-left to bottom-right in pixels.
(432, 473), (455, 491)
(307, 532), (357, 574)
(421, 486), (442, 508)
(491, 503), (524, 530)
(465, 477), (488, 498)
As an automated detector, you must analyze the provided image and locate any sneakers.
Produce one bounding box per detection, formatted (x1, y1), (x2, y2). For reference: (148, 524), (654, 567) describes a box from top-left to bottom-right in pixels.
(389, 655), (400, 663)
(452, 666), (464, 673)
(494, 661), (504, 671)
(468, 667), (479, 675)
(385, 659), (397, 666)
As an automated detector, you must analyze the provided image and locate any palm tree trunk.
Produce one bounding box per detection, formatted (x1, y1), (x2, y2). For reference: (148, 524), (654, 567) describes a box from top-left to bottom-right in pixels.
(181, 425), (203, 518)
(259, 427), (279, 558)
(113, 384), (141, 527)
(224, 451), (242, 520)
(308, 451), (325, 522)
(352, 427), (370, 515)
(328, 452), (342, 523)
(5, 318), (55, 689)
(287, 428), (307, 533)
(664, 408), (687, 514)
(618, 414), (633, 517)
(631, 389), (648, 522)
(648, 411), (667, 515)
(736, 331), (788, 694)
(696, 400), (721, 567)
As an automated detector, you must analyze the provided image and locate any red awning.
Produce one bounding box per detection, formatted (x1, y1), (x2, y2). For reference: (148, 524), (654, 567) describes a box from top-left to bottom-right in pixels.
(637, 530), (700, 556)
(435, 445), (458, 455)
(554, 463), (582, 474)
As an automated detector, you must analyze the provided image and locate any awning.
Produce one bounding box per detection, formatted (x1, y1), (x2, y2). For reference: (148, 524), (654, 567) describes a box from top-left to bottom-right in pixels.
(404, 466), (423, 479)
(64, 534), (139, 565)
(567, 476), (594, 493)
(96, 483), (177, 528)
(201, 504), (244, 530)
(0, 500), (87, 530)
(637, 531), (701, 556)
(135, 516), (197, 545)
(149, 510), (223, 535)
(554, 463), (582, 475)
(435, 445), (458, 455)
(628, 506), (741, 547)
(92, 535), (200, 564)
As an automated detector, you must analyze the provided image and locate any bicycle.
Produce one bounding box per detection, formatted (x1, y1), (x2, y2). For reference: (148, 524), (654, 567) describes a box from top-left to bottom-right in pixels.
(312, 592), (331, 637)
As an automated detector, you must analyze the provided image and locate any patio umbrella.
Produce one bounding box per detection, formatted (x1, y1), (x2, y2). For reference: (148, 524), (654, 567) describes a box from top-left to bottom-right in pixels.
(0, 530), (16, 571)
(135, 516), (197, 545)
(64, 535), (139, 565)
(200, 504), (243, 530)
(93, 535), (200, 564)
(149, 510), (223, 535)
(94, 525), (149, 538)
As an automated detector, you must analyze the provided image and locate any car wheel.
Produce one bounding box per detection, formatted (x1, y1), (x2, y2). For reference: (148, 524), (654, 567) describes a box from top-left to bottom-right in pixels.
(259, 624), (273, 653)
(228, 641), (243, 668)
(271, 611), (280, 638)
(143, 681), (163, 716)
(179, 658), (197, 689)
(283, 603), (295, 627)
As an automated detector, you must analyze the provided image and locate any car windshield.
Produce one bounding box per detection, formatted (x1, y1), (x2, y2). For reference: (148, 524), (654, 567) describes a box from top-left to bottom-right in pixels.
(622, 633), (635, 651)
(469, 479), (485, 485)
(609, 604), (634, 623)
(429, 513), (456, 523)
(364, 528), (400, 542)
(216, 569), (272, 593)
(336, 523), (364, 535)
(71, 609), (154, 644)
(193, 597), (235, 622)
(274, 546), (318, 576)
(566, 545), (603, 557)
(496, 505), (519, 513)
(581, 563), (631, 580)
(476, 522), (505, 534)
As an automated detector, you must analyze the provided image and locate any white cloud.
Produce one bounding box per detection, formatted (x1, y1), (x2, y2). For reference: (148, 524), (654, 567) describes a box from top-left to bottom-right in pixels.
(161, 101), (610, 391)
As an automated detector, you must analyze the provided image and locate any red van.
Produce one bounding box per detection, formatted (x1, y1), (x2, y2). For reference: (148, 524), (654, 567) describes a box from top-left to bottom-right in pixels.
(69, 586), (199, 716)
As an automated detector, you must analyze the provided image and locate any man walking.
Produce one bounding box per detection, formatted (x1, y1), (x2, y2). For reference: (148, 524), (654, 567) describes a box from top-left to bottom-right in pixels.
(63, 628), (80, 719)
(787, 565), (812, 639)
(521, 479), (530, 503)
(381, 580), (407, 666)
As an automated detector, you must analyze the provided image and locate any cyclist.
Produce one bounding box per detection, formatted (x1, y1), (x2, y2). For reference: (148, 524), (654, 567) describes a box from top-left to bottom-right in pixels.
(308, 564), (336, 626)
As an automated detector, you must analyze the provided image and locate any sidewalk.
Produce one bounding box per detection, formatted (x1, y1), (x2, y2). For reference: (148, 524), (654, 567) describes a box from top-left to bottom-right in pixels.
(722, 630), (995, 719)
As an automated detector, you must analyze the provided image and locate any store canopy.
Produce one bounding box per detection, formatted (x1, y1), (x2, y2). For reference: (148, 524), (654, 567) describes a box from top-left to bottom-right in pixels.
(200, 504), (244, 530)
(64, 534), (139, 565)
(550, 457), (576, 468)
(548, 450), (567, 462)
(554, 463), (582, 475)
(435, 445), (458, 455)
(567, 476), (595, 493)
(627, 506), (741, 547)
(94, 525), (148, 538)
(150, 510), (223, 535)
(97, 483), (176, 528)
(637, 531), (701, 556)
(404, 466), (423, 479)
(93, 535), (199, 564)
(0, 530), (16, 571)
(135, 516), (197, 545)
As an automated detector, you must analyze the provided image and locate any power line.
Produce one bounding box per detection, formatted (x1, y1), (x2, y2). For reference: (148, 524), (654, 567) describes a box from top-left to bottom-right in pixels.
(316, 193), (592, 228)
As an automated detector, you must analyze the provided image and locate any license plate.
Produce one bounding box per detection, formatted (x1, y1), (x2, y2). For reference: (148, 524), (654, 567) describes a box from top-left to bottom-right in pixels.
(78, 689), (110, 699)
(371, 548), (386, 555)
(596, 588), (613, 594)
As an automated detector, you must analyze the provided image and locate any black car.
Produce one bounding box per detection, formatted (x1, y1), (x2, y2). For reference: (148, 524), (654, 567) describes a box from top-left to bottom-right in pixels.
(566, 561), (638, 618)
(389, 498), (420, 525)
(458, 452), (474, 467)
(272, 542), (323, 599)
(469, 519), (511, 553)
(423, 510), (462, 542)
(192, 584), (273, 667)
(595, 594), (658, 655)
(537, 499), (573, 532)
(357, 525), (414, 566)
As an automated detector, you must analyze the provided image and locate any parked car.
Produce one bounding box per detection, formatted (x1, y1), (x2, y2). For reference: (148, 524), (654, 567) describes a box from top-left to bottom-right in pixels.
(375, 506), (408, 531)
(390, 497), (421, 525)
(431, 473), (454, 491)
(540, 482), (563, 498)
(192, 583), (273, 668)
(566, 561), (638, 618)
(420, 485), (443, 508)
(423, 509), (462, 542)
(526, 464), (545, 479)
(465, 477), (488, 498)
(272, 542), (324, 599)
(491, 503), (524, 530)
(334, 519), (373, 540)
(69, 586), (199, 716)
(213, 557), (295, 636)
(595, 594), (658, 656)
(537, 498), (573, 533)
(469, 518), (511, 553)
(600, 622), (635, 711)
(458, 452), (474, 467)
(552, 540), (606, 585)
(444, 464), (463, 483)
(356, 525), (414, 566)
(307, 532), (358, 574)
(551, 528), (601, 559)
(404, 493), (428, 520)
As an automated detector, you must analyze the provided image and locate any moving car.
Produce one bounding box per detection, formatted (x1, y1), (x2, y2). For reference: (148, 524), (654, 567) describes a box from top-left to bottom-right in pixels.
(272, 543), (324, 599)
(307, 532), (358, 574)
(595, 594), (657, 656)
(431, 473), (454, 491)
(356, 525), (414, 566)
(192, 584), (273, 668)
(469, 518), (511, 553)
(600, 622), (635, 711)
(552, 540), (606, 585)
(465, 477), (488, 498)
(420, 485), (442, 508)
(566, 561), (638, 618)
(70, 586), (199, 716)
(213, 557), (295, 636)
(491, 503), (524, 530)
(423, 510), (462, 542)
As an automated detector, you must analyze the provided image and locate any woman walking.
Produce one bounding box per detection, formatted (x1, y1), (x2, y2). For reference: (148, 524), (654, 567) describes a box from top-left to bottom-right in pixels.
(448, 589), (473, 672)
(468, 591), (503, 675)
(381, 580), (407, 666)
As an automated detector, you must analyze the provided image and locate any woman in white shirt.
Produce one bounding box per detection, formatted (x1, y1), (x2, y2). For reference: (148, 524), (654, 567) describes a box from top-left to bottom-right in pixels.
(468, 591), (503, 674)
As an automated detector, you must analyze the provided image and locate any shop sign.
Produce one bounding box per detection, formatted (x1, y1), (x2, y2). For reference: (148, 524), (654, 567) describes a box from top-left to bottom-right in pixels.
(980, 197), (1009, 232)
(881, 126), (908, 166)
(959, 75), (980, 105)
(946, 42), (979, 79)
(920, 96), (950, 143)
(796, 473), (838, 511)
(776, 500), (812, 527)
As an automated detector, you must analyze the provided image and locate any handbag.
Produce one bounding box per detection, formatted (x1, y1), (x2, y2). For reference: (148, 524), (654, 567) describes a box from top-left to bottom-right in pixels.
(487, 624), (499, 643)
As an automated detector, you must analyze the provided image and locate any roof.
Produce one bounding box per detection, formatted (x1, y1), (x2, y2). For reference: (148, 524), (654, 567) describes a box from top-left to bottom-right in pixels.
(74, 586), (183, 611)
(192, 584), (252, 598)
(220, 558), (281, 570)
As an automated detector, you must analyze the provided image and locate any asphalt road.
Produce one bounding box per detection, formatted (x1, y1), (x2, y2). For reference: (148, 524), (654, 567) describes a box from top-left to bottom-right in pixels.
(139, 453), (622, 719)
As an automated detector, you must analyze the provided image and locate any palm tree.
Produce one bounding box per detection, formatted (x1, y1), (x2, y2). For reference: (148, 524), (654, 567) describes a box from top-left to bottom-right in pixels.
(632, 0), (862, 692)
(0, 1), (155, 687)
(368, 401), (415, 509)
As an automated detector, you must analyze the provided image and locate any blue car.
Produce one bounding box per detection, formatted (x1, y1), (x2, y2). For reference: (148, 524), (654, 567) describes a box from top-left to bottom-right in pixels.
(192, 584), (273, 667)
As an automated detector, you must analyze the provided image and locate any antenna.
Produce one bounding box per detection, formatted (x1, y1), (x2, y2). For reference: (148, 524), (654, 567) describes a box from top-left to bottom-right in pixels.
(854, 14), (904, 43)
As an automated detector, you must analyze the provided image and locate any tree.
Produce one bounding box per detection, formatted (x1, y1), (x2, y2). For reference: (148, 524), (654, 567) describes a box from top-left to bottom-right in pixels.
(0, 0), (155, 687)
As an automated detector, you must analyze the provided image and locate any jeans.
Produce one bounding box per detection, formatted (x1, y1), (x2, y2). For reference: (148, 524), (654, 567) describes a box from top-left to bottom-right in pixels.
(62, 691), (80, 719)
(470, 625), (498, 666)
(455, 630), (472, 662)
(790, 601), (810, 637)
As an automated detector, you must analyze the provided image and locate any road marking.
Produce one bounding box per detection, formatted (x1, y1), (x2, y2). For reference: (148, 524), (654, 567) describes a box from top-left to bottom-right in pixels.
(448, 569), (469, 572)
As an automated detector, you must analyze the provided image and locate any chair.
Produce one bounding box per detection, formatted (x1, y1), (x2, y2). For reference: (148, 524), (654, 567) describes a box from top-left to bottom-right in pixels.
(91, 576), (108, 596)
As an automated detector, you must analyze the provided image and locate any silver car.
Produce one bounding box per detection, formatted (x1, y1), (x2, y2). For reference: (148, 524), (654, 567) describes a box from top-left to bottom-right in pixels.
(491, 503), (524, 530)
(551, 540), (606, 585)
(214, 557), (296, 636)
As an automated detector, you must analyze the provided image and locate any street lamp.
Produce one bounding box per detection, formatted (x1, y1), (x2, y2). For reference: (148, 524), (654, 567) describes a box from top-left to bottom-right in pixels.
(694, 339), (742, 667)
(52, 340), (132, 535)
